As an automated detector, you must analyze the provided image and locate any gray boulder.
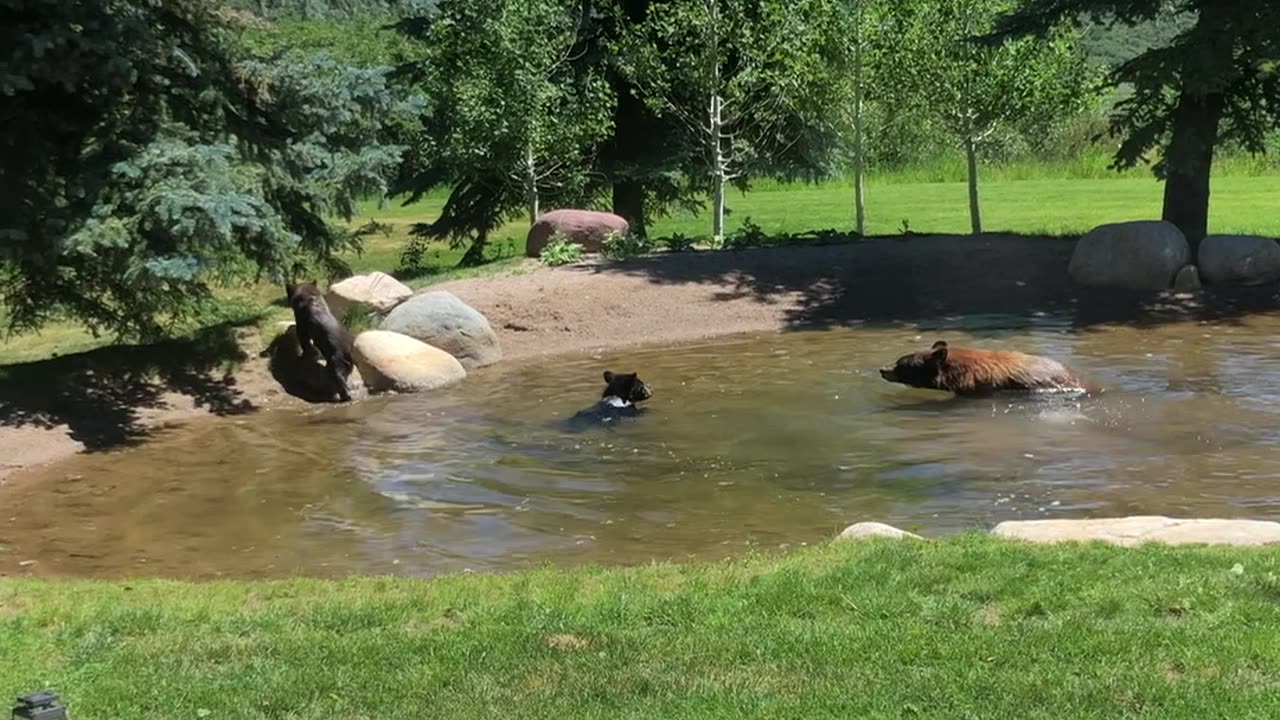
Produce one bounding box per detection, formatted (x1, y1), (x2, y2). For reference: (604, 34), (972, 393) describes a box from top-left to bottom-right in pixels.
(1198, 235), (1280, 286)
(381, 291), (502, 369)
(1172, 264), (1202, 292)
(1068, 221), (1190, 290)
(526, 208), (629, 258)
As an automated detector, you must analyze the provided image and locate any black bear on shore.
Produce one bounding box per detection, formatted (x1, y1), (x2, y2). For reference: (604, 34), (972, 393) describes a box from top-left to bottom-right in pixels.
(565, 371), (653, 428)
(879, 341), (1100, 397)
(286, 282), (355, 402)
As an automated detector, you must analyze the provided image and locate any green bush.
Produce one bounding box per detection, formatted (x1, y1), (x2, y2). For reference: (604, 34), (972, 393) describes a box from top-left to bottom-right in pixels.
(724, 218), (771, 249)
(659, 233), (700, 253)
(539, 237), (585, 266)
(600, 231), (654, 260)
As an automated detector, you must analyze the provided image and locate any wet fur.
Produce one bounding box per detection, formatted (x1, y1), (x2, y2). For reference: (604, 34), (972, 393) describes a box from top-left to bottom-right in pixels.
(880, 341), (1100, 396)
(566, 371), (653, 429)
(286, 282), (355, 402)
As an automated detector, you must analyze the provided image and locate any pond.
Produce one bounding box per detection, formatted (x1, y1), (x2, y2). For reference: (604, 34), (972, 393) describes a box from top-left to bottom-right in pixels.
(7, 314), (1280, 579)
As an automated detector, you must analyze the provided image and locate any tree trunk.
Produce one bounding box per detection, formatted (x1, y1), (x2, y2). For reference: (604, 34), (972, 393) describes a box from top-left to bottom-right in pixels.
(611, 182), (646, 238)
(1160, 3), (1230, 256)
(1160, 88), (1226, 256)
(524, 143), (540, 226)
(965, 136), (982, 235)
(604, 0), (653, 239)
(711, 93), (727, 245)
(852, 0), (866, 236)
(459, 234), (488, 267)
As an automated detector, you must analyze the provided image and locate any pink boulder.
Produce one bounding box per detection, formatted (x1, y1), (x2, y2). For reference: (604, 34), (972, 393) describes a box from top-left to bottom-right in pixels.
(525, 209), (630, 258)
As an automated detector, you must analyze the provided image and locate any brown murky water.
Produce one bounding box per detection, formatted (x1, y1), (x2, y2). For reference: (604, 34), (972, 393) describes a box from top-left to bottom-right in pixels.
(7, 314), (1280, 579)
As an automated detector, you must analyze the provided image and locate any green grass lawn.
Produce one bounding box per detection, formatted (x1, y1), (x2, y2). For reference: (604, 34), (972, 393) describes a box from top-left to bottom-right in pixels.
(3, 536), (1280, 718)
(5, 171), (1280, 366)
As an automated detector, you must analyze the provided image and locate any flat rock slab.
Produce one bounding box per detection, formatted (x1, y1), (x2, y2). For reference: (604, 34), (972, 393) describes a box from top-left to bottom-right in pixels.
(992, 516), (1280, 547)
(836, 522), (923, 542)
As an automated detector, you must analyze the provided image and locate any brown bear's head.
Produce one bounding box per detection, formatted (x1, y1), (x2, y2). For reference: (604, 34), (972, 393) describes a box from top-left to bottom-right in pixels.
(602, 371), (653, 404)
(879, 341), (949, 389)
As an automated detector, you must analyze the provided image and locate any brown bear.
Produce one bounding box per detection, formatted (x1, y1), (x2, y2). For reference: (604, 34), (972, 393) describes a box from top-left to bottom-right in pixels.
(879, 341), (1100, 396)
(286, 282), (355, 402)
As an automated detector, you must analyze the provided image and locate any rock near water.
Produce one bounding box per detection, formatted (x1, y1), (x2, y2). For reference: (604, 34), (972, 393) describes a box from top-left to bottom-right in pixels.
(381, 291), (502, 370)
(836, 522), (923, 542)
(1068, 221), (1190, 291)
(992, 516), (1280, 547)
(1198, 235), (1280, 286)
(352, 330), (466, 394)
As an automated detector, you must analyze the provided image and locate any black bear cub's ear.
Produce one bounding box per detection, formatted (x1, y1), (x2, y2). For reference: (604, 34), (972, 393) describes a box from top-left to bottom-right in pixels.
(930, 341), (948, 362)
(603, 371), (615, 383)
(931, 341), (948, 350)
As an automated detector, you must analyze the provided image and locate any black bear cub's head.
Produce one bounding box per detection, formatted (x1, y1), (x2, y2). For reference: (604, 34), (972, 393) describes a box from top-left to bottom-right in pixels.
(879, 341), (948, 389)
(602, 371), (652, 404)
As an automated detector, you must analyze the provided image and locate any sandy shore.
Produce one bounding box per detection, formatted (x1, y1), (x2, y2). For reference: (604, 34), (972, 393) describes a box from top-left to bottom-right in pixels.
(7, 233), (1247, 482)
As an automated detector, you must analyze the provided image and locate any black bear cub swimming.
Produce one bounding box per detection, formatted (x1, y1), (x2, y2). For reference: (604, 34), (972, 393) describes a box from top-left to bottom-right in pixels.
(286, 282), (355, 402)
(567, 371), (653, 427)
(879, 341), (1100, 396)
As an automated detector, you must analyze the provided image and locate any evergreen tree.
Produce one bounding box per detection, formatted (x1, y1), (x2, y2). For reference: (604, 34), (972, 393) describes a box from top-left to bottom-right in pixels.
(0, 0), (413, 338)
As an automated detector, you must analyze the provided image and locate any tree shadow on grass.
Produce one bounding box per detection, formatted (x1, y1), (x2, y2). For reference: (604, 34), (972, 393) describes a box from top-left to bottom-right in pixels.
(585, 233), (1280, 333)
(0, 323), (258, 452)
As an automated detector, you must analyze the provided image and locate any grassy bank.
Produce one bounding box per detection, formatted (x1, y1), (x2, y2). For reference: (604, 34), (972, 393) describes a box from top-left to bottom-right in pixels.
(4, 536), (1280, 718)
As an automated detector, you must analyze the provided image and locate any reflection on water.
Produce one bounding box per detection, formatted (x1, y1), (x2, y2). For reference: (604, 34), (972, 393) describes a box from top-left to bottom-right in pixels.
(7, 314), (1280, 579)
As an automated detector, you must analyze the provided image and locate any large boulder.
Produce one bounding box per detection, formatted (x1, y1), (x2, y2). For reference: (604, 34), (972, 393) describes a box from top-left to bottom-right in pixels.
(352, 330), (466, 393)
(992, 516), (1280, 547)
(526, 209), (630, 258)
(1068, 221), (1190, 291)
(324, 271), (413, 322)
(266, 323), (367, 403)
(1198, 235), (1280, 286)
(381, 291), (501, 369)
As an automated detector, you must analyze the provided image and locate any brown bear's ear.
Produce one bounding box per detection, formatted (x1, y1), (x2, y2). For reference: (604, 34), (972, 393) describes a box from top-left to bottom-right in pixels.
(931, 341), (948, 350)
(603, 371), (615, 383)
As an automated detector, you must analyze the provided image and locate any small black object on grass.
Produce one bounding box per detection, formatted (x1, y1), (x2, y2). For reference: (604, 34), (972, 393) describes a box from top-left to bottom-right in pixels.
(12, 691), (67, 720)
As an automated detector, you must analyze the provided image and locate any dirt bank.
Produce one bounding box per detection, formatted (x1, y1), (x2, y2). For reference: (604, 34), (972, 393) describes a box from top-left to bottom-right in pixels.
(5, 233), (1264, 481)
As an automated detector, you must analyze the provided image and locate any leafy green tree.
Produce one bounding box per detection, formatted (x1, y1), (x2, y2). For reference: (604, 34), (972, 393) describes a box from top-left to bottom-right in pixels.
(994, 1), (1280, 251)
(880, 0), (1097, 234)
(0, 0), (412, 338)
(616, 0), (851, 244)
(393, 0), (612, 266)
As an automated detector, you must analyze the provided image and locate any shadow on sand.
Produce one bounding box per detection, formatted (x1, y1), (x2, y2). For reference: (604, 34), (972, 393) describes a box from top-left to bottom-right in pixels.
(0, 322), (259, 452)
(582, 233), (1280, 333)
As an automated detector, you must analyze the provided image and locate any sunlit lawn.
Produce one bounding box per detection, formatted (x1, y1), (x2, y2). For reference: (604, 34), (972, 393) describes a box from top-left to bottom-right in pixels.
(4, 536), (1280, 719)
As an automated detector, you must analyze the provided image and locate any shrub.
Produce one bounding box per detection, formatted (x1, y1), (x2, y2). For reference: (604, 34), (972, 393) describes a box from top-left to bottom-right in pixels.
(660, 233), (699, 253)
(601, 231), (654, 260)
(724, 219), (770, 249)
(539, 237), (584, 266)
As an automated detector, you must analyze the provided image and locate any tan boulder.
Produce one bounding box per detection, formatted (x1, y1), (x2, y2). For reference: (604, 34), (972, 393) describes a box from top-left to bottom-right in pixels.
(324, 271), (413, 321)
(351, 330), (466, 394)
(835, 522), (923, 542)
(991, 516), (1280, 547)
(526, 209), (630, 258)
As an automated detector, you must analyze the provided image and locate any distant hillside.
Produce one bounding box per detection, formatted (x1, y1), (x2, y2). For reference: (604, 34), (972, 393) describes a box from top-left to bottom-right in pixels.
(1080, 13), (1194, 68)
